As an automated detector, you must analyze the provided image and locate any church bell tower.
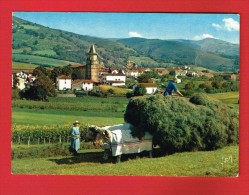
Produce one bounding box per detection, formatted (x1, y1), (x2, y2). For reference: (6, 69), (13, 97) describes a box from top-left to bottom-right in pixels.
(86, 44), (100, 82)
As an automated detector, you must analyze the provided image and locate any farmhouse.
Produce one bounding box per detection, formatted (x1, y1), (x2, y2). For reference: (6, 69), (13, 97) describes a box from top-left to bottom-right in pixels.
(154, 68), (170, 75)
(102, 74), (126, 86)
(126, 68), (151, 78)
(126, 69), (141, 78)
(57, 75), (72, 90)
(12, 71), (36, 90)
(133, 83), (158, 94)
(72, 79), (94, 91)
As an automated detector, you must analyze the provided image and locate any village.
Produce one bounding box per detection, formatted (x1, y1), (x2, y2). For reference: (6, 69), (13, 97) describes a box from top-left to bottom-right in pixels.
(12, 44), (238, 98)
(10, 13), (240, 178)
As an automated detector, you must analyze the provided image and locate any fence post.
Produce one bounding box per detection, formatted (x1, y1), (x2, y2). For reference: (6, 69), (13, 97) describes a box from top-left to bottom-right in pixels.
(59, 135), (61, 143)
(28, 136), (30, 147)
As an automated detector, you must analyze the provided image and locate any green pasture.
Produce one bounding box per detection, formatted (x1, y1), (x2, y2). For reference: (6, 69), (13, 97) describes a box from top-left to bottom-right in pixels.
(32, 50), (57, 56)
(12, 97), (128, 126)
(12, 61), (38, 70)
(12, 108), (125, 126)
(12, 53), (78, 67)
(208, 92), (239, 109)
(12, 93), (238, 127)
(12, 145), (238, 176)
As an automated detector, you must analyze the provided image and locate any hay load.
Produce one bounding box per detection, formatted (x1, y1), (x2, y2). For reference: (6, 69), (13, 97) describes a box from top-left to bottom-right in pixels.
(124, 93), (238, 154)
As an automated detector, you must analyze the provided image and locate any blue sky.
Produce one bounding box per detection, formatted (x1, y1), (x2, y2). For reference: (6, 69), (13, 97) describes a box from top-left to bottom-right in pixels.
(13, 12), (240, 44)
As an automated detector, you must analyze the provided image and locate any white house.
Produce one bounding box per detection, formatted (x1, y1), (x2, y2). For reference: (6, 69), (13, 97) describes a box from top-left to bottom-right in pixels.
(126, 70), (140, 78)
(103, 74), (126, 86)
(82, 80), (94, 91)
(72, 79), (94, 91)
(191, 72), (199, 77)
(57, 75), (72, 90)
(133, 83), (158, 95)
(16, 77), (26, 90)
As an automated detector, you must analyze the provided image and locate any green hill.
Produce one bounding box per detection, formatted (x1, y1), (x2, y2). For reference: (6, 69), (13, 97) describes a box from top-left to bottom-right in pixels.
(12, 16), (239, 72)
(117, 37), (239, 72)
(12, 16), (138, 69)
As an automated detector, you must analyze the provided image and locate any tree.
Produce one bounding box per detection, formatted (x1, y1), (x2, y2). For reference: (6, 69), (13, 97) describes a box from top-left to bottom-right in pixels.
(33, 66), (48, 76)
(134, 85), (146, 96)
(184, 82), (195, 91)
(61, 66), (72, 76)
(72, 69), (85, 80)
(137, 73), (153, 83)
(50, 67), (62, 83)
(211, 80), (222, 89)
(21, 74), (56, 101)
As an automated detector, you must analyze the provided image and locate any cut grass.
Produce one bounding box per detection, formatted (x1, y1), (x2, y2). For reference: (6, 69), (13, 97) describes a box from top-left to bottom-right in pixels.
(12, 145), (238, 176)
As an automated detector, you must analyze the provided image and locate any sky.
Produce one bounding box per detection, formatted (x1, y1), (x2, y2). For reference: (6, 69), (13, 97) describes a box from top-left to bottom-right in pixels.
(13, 12), (240, 44)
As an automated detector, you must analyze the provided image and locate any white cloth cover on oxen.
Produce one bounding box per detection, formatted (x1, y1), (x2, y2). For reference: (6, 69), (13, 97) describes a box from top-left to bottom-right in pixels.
(102, 123), (153, 156)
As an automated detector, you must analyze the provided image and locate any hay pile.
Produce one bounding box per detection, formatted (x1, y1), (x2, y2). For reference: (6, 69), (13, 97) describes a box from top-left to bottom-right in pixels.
(124, 93), (238, 154)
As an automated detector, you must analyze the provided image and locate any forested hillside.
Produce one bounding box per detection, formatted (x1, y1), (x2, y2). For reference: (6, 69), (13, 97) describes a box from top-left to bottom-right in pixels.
(12, 16), (239, 72)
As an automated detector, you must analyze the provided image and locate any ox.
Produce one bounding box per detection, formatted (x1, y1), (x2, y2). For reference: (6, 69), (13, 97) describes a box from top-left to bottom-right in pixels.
(85, 123), (153, 163)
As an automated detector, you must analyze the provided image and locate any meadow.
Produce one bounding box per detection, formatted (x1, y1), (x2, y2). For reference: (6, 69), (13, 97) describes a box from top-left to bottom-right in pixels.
(12, 145), (238, 176)
(12, 96), (128, 126)
(12, 53), (80, 67)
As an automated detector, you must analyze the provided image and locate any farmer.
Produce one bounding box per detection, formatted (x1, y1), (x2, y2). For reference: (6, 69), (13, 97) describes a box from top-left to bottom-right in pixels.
(163, 77), (184, 97)
(70, 121), (81, 156)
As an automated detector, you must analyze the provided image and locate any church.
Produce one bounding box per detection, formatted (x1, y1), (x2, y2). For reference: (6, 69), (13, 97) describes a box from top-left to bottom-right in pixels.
(64, 44), (126, 91)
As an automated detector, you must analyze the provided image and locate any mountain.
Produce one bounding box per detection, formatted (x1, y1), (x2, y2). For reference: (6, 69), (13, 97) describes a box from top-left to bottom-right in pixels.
(117, 37), (239, 72)
(12, 16), (239, 72)
(12, 16), (137, 69)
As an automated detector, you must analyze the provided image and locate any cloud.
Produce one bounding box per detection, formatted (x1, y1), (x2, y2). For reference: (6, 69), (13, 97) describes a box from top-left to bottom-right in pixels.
(129, 31), (143, 38)
(193, 34), (215, 40)
(212, 23), (222, 30)
(222, 18), (239, 31)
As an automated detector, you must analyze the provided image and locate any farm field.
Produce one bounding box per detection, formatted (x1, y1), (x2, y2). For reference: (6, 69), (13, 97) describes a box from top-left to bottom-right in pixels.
(12, 145), (238, 176)
(12, 61), (38, 70)
(12, 92), (238, 127)
(207, 92), (239, 110)
(12, 53), (80, 67)
(12, 96), (129, 126)
(12, 108), (125, 126)
(11, 92), (239, 176)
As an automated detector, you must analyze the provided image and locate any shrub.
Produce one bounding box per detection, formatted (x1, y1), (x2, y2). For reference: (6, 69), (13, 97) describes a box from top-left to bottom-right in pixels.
(124, 93), (238, 154)
(12, 89), (21, 100)
(12, 143), (71, 159)
(133, 85), (146, 96)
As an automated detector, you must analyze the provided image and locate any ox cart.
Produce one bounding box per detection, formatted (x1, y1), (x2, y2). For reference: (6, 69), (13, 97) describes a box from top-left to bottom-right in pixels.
(87, 123), (153, 163)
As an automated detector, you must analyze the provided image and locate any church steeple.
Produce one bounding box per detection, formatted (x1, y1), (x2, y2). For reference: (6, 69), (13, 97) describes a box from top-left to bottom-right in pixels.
(87, 44), (98, 64)
(88, 44), (97, 54)
(86, 44), (100, 82)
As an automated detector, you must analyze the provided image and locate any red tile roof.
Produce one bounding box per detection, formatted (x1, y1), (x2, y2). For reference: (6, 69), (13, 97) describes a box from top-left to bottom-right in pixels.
(137, 83), (157, 87)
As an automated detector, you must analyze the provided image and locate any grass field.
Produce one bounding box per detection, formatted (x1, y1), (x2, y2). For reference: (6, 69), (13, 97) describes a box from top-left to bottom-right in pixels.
(208, 92), (239, 109)
(12, 145), (238, 176)
(12, 108), (125, 126)
(12, 97), (128, 126)
(12, 61), (38, 70)
(12, 53), (80, 67)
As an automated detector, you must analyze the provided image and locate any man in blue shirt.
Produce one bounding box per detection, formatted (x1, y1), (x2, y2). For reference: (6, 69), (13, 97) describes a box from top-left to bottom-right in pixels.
(164, 77), (184, 97)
